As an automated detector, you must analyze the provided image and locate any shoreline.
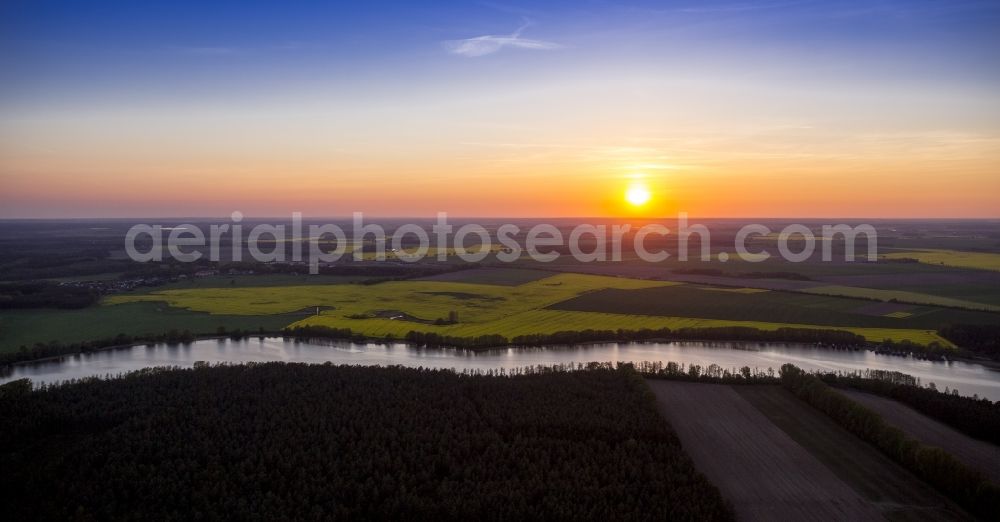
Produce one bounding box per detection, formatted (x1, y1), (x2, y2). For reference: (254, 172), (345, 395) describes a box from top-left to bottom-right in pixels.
(3, 333), (996, 371)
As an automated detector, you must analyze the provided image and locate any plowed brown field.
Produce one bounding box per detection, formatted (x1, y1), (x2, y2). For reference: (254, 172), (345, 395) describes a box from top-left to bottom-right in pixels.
(649, 381), (970, 521)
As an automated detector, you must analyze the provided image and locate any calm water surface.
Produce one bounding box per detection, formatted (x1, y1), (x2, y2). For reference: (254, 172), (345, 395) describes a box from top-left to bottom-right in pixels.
(3, 338), (999, 400)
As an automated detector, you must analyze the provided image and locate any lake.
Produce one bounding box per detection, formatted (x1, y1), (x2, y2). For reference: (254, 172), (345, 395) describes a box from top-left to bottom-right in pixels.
(3, 338), (999, 400)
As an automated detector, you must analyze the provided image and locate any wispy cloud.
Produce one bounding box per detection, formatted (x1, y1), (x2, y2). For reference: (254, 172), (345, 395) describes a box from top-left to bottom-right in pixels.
(444, 20), (561, 57)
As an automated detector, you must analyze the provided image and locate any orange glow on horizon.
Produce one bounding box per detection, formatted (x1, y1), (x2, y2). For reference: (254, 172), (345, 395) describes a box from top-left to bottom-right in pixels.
(1, 122), (999, 218)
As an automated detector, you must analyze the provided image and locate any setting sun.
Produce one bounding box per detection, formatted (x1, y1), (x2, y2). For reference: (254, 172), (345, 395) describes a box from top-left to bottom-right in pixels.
(625, 184), (651, 206)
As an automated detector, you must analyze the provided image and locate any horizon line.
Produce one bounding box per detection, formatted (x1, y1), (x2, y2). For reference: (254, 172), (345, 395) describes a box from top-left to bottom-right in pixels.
(1, 216), (999, 222)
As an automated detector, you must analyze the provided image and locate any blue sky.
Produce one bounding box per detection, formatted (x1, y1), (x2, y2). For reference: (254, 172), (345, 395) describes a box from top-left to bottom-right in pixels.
(4, 0), (997, 106)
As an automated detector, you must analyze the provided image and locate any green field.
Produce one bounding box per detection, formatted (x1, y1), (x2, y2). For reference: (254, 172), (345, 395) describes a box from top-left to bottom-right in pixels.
(548, 285), (997, 331)
(0, 302), (293, 351)
(156, 274), (375, 290)
(880, 283), (1000, 308)
(101, 272), (952, 346)
(47, 272), (126, 283)
(538, 252), (954, 278)
(415, 267), (554, 286)
(800, 285), (1000, 312)
(342, 244), (503, 261)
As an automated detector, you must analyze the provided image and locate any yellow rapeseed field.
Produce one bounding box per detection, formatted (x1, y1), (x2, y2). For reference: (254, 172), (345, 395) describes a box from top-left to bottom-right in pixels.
(109, 272), (951, 346)
(883, 249), (1000, 272)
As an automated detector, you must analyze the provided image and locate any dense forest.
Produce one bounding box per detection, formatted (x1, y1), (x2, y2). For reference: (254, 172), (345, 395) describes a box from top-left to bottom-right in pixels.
(0, 364), (732, 521)
(938, 324), (1000, 359)
(0, 329), (205, 366)
(0, 281), (100, 309)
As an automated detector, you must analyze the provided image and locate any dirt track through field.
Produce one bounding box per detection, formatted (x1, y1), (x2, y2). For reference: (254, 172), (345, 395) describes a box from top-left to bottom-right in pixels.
(839, 388), (1000, 484)
(647, 381), (882, 521)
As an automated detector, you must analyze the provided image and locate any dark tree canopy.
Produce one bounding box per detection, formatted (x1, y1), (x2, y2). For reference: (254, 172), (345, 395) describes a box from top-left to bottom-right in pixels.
(0, 364), (731, 521)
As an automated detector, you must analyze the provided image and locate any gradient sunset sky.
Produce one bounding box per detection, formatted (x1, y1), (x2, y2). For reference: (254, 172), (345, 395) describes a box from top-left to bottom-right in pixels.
(1, 0), (998, 218)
